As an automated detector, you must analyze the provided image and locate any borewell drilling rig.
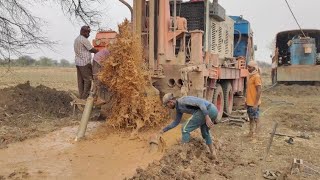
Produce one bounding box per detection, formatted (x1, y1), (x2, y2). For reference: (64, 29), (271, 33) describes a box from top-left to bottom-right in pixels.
(93, 0), (256, 121)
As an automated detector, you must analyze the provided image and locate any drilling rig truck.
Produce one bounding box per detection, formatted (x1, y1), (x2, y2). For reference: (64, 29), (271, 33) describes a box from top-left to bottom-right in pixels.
(93, 0), (256, 121)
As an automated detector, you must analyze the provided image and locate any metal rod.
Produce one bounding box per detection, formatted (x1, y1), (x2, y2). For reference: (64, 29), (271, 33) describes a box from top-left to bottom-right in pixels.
(173, 0), (177, 53)
(158, 0), (165, 56)
(204, 0), (210, 52)
(264, 122), (278, 161)
(119, 0), (133, 22)
(149, 0), (155, 71)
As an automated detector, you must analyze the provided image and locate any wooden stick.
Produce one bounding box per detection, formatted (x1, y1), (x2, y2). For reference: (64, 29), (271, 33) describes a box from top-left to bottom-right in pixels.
(224, 111), (247, 119)
(270, 132), (294, 138)
(264, 122), (278, 161)
(229, 118), (246, 123)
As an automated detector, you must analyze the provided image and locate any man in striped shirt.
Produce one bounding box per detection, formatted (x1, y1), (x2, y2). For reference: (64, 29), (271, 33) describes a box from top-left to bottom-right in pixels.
(74, 26), (98, 99)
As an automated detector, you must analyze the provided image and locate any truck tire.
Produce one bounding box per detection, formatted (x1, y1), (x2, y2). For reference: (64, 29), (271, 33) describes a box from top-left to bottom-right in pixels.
(213, 84), (224, 122)
(222, 81), (233, 115)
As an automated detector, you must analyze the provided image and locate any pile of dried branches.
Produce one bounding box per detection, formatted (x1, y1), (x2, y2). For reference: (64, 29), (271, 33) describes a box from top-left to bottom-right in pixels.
(99, 20), (168, 131)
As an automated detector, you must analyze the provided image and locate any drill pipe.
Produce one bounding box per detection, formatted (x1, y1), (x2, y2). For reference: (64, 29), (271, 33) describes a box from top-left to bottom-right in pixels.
(75, 92), (94, 141)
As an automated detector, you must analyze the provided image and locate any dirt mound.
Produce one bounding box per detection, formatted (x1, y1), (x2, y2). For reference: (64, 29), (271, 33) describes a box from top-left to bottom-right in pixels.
(0, 82), (75, 145)
(0, 81), (72, 119)
(267, 84), (320, 96)
(128, 139), (216, 180)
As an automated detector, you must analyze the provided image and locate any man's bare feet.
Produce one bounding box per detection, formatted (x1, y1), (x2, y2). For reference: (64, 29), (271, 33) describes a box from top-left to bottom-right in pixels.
(208, 144), (217, 160)
(247, 131), (254, 138)
(255, 120), (261, 135)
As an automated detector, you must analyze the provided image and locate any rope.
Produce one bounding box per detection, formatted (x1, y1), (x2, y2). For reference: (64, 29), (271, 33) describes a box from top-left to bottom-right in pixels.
(262, 82), (278, 92)
(284, 0), (306, 37)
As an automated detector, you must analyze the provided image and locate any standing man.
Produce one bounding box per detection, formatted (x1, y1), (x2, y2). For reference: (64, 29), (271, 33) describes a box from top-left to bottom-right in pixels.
(74, 26), (99, 99)
(92, 48), (110, 102)
(92, 48), (110, 85)
(159, 93), (218, 158)
(246, 61), (262, 137)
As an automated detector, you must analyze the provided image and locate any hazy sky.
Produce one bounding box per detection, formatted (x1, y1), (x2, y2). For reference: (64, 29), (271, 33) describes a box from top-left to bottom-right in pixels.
(30, 0), (320, 63)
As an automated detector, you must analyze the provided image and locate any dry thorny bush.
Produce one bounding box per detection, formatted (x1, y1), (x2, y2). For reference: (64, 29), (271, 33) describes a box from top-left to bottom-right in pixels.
(99, 20), (168, 131)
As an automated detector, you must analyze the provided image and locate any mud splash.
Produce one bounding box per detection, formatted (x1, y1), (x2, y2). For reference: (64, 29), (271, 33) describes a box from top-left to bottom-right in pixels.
(99, 20), (168, 130)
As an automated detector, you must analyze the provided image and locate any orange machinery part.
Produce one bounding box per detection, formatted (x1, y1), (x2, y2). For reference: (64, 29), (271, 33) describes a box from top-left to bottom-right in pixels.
(92, 31), (117, 51)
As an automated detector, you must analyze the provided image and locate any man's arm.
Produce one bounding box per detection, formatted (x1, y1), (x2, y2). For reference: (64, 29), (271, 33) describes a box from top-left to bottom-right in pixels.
(90, 48), (99, 54)
(161, 111), (183, 133)
(254, 85), (262, 109)
(81, 37), (98, 53)
(253, 75), (262, 109)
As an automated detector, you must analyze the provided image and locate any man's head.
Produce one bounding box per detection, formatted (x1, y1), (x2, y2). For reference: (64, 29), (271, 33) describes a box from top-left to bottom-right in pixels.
(80, 26), (91, 38)
(247, 60), (258, 73)
(162, 93), (176, 109)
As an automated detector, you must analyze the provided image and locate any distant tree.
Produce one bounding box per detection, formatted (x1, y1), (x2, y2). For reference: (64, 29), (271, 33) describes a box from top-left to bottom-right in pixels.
(60, 59), (71, 67)
(0, 58), (10, 66)
(15, 56), (36, 66)
(0, 59), (6, 66)
(37, 57), (54, 66)
(0, 0), (101, 60)
(52, 60), (59, 66)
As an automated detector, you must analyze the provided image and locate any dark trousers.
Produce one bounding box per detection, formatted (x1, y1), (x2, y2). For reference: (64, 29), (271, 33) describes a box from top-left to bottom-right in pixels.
(76, 64), (93, 99)
(271, 69), (277, 85)
(92, 61), (101, 83)
(182, 105), (218, 145)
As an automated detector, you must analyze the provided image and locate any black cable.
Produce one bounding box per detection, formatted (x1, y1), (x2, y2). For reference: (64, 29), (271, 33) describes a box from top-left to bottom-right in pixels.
(284, 0), (306, 37)
(234, 29), (242, 50)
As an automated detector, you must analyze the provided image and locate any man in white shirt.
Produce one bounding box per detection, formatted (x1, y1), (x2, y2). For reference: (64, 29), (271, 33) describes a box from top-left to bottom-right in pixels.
(74, 26), (98, 99)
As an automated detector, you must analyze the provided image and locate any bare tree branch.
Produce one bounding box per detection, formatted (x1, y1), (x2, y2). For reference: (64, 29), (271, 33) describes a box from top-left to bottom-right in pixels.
(58, 0), (101, 26)
(0, 0), (102, 61)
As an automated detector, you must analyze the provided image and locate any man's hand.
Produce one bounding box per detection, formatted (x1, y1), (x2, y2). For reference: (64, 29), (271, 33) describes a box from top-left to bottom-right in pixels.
(158, 129), (164, 136)
(253, 104), (258, 111)
(205, 115), (214, 128)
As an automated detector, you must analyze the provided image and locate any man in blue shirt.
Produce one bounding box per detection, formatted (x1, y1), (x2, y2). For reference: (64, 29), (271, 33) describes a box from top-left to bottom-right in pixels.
(159, 93), (218, 157)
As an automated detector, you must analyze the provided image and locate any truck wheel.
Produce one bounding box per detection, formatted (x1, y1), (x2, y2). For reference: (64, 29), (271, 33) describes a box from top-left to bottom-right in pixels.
(222, 81), (233, 115)
(213, 84), (224, 122)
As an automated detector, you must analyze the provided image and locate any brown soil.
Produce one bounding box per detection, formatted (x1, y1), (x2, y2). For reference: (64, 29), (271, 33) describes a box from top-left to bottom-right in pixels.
(0, 67), (319, 180)
(0, 81), (72, 118)
(0, 81), (76, 146)
(128, 138), (216, 180)
(126, 81), (320, 180)
(267, 84), (320, 96)
(0, 80), (319, 179)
